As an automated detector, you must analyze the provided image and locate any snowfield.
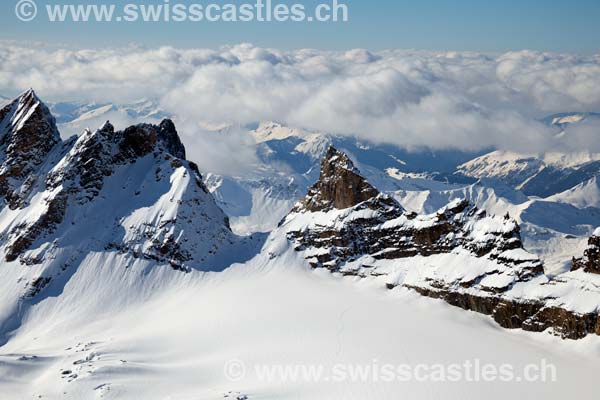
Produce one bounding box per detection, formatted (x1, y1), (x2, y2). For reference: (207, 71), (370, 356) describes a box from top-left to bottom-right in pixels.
(1, 251), (600, 400)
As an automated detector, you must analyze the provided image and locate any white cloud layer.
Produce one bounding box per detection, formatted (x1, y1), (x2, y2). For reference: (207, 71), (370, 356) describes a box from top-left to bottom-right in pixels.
(2, 41), (600, 165)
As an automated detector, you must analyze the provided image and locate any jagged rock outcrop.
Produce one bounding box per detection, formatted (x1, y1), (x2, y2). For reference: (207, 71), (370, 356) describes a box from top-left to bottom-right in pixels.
(0, 90), (242, 272)
(158, 118), (186, 160)
(281, 147), (600, 340)
(572, 228), (600, 274)
(286, 146), (542, 277)
(0, 89), (61, 209)
(294, 146), (380, 212)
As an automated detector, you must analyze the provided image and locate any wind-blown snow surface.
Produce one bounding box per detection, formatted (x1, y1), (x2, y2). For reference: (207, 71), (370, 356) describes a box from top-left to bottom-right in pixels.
(1, 249), (600, 400)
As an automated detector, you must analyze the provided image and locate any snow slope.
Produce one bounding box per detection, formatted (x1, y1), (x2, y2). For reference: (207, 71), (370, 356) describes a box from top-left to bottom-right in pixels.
(548, 177), (600, 209)
(1, 250), (600, 399)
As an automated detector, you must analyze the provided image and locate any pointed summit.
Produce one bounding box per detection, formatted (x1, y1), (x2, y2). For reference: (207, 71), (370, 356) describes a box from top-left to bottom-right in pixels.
(0, 88), (60, 143)
(296, 146), (380, 212)
(22, 88), (38, 98)
(99, 120), (115, 133)
(0, 89), (61, 208)
(158, 118), (186, 160)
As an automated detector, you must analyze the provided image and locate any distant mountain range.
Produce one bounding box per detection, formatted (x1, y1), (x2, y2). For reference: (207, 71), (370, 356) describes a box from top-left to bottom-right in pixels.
(38, 97), (600, 271)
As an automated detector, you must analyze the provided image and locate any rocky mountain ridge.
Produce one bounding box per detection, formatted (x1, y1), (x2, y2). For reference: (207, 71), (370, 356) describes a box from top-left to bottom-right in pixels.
(281, 146), (600, 339)
(0, 90), (256, 314)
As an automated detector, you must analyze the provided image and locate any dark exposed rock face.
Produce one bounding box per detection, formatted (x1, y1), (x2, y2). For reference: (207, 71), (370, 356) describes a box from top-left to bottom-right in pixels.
(572, 232), (600, 274)
(406, 285), (600, 340)
(5, 192), (68, 262)
(294, 146), (380, 212)
(0, 89), (61, 209)
(158, 119), (186, 160)
(284, 147), (600, 340)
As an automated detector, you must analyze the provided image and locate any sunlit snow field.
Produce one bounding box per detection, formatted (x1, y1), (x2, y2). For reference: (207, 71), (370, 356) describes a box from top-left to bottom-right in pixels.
(1, 248), (599, 400)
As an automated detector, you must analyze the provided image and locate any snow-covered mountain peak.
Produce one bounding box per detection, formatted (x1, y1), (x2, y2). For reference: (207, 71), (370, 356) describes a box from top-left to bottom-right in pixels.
(275, 149), (600, 339)
(547, 176), (600, 208)
(0, 94), (272, 351)
(457, 148), (600, 197)
(0, 91), (254, 273)
(457, 150), (543, 187)
(0, 88), (60, 144)
(98, 120), (114, 133)
(250, 121), (312, 143)
(281, 147), (540, 274)
(157, 118), (186, 159)
(321, 145), (359, 173)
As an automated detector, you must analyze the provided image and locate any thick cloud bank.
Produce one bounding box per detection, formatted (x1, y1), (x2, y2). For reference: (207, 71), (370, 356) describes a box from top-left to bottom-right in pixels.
(1, 42), (600, 156)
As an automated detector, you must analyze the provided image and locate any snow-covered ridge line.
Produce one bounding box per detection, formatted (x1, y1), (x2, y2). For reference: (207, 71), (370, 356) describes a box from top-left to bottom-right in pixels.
(457, 149), (600, 197)
(281, 146), (600, 339)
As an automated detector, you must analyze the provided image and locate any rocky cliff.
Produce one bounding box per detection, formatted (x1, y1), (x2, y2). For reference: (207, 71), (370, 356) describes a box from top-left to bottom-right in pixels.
(0, 89), (61, 209)
(572, 228), (600, 274)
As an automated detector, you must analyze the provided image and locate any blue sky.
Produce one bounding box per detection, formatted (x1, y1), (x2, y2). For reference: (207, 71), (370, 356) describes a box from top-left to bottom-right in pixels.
(1, 0), (600, 52)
